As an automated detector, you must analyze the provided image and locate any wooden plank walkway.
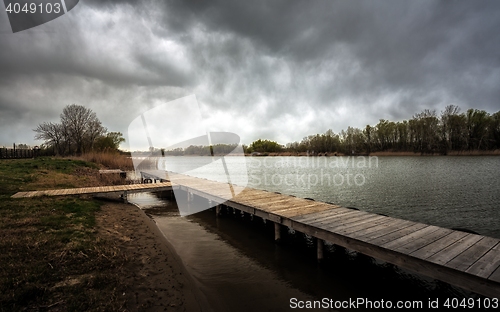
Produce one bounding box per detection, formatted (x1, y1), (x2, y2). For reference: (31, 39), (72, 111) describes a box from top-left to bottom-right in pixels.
(11, 182), (174, 199)
(11, 171), (500, 298)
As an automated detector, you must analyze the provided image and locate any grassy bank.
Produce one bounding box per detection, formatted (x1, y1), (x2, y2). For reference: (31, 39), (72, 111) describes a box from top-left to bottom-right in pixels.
(0, 158), (127, 311)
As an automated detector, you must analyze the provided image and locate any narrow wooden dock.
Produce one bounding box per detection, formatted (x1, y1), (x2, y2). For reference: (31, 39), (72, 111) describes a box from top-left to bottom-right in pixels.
(11, 182), (173, 203)
(11, 172), (500, 298)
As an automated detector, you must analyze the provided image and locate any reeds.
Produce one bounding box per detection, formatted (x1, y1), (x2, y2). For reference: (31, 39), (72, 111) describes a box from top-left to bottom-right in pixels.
(78, 152), (134, 170)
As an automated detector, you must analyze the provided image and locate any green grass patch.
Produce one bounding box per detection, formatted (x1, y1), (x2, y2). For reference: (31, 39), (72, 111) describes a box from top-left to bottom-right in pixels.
(0, 158), (126, 311)
(0, 158), (98, 197)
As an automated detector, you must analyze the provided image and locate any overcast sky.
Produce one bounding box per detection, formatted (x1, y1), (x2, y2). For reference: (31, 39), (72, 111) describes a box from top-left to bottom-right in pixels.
(1, 0), (500, 150)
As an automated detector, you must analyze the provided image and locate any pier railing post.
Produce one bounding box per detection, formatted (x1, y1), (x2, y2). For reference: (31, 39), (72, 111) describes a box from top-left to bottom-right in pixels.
(274, 223), (281, 243)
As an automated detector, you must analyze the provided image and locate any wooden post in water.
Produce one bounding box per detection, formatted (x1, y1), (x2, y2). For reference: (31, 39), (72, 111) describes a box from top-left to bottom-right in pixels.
(123, 191), (128, 204)
(317, 238), (324, 263)
(274, 223), (281, 243)
(216, 204), (221, 217)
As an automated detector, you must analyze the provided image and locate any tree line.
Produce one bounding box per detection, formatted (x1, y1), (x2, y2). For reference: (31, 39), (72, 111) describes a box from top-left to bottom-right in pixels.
(246, 105), (500, 155)
(34, 104), (125, 155)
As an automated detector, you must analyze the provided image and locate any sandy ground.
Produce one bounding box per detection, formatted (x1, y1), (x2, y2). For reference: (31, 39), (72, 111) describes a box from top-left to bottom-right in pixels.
(95, 201), (212, 312)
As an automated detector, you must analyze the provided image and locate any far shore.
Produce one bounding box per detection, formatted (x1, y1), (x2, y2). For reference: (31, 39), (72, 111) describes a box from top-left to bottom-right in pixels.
(245, 150), (500, 157)
(130, 149), (500, 158)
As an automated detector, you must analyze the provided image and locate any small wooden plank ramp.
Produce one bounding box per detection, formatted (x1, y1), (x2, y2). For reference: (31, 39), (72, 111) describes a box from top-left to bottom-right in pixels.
(11, 171), (500, 298)
(11, 182), (174, 198)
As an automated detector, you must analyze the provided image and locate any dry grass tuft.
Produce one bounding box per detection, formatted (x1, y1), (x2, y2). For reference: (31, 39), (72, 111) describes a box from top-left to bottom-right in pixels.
(76, 152), (134, 170)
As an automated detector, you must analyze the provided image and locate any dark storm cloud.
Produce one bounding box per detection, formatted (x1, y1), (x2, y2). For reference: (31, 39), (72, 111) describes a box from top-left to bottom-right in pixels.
(1, 0), (499, 147)
(141, 0), (500, 134)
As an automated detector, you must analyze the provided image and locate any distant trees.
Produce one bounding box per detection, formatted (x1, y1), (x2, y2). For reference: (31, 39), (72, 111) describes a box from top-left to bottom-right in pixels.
(34, 104), (124, 155)
(246, 139), (283, 153)
(94, 132), (126, 152)
(249, 105), (500, 155)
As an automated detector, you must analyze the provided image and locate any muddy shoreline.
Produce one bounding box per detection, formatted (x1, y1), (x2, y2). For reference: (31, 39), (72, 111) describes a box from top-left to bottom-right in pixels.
(96, 201), (212, 311)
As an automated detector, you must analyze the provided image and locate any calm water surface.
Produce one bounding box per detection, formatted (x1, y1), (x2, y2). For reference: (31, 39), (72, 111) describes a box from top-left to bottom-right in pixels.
(157, 155), (500, 237)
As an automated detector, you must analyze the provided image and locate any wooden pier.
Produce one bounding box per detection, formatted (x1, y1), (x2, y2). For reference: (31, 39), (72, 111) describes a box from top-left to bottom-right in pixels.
(11, 182), (173, 204)
(11, 172), (500, 298)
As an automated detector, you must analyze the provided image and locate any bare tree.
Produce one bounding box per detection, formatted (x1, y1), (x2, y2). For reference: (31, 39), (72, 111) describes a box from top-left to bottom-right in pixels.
(33, 122), (64, 155)
(34, 104), (106, 155)
(440, 105), (461, 152)
(60, 104), (105, 154)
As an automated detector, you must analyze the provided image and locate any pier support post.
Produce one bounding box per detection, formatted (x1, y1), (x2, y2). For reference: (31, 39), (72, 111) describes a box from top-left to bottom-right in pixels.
(317, 238), (324, 263)
(123, 191), (128, 204)
(216, 205), (221, 217)
(274, 223), (281, 243)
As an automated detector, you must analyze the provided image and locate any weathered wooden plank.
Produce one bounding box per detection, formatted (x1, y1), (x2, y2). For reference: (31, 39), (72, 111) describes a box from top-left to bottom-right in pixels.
(445, 237), (500, 272)
(232, 188), (262, 197)
(336, 215), (389, 236)
(196, 188), (234, 198)
(272, 202), (330, 214)
(315, 211), (375, 230)
(465, 242), (500, 278)
(76, 187), (88, 194)
(88, 187), (100, 194)
(297, 208), (358, 225)
(232, 190), (262, 200)
(11, 191), (28, 198)
(244, 196), (292, 207)
(262, 198), (313, 211)
(306, 210), (360, 228)
(234, 192), (283, 204)
(489, 266), (500, 283)
(189, 184), (227, 192)
(369, 223), (429, 246)
(32, 191), (45, 196)
(391, 227), (453, 255)
(410, 231), (469, 260)
(279, 204), (336, 219)
(47, 190), (59, 196)
(427, 234), (483, 266)
(320, 214), (385, 235)
(347, 217), (405, 240)
(231, 194), (266, 203)
(291, 207), (345, 222)
(382, 225), (441, 250)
